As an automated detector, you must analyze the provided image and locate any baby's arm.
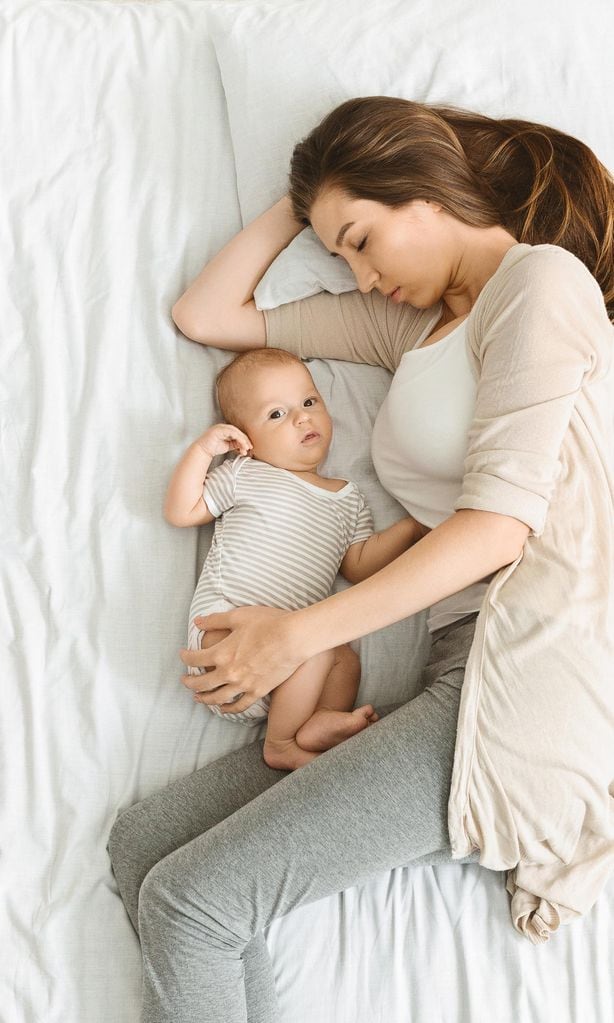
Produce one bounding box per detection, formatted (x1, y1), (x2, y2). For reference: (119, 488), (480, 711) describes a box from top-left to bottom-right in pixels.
(164, 424), (252, 527)
(340, 516), (430, 584)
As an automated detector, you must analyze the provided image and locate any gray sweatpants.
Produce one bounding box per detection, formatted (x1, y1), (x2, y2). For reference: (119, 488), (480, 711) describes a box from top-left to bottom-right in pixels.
(107, 613), (481, 1023)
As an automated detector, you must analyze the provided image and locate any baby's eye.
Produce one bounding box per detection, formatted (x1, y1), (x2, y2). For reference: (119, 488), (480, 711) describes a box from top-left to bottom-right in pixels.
(303, 397), (317, 407)
(269, 409), (284, 420)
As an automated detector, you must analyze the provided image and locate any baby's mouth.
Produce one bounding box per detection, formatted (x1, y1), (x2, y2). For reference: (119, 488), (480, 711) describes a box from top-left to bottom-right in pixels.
(302, 431), (320, 444)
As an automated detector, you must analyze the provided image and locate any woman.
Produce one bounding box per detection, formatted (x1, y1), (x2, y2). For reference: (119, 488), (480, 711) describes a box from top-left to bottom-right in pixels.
(108, 97), (614, 1021)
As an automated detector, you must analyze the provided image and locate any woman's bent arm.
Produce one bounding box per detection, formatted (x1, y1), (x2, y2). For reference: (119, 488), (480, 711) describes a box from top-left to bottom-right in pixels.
(292, 509), (528, 658)
(172, 196), (303, 348)
(182, 509), (529, 713)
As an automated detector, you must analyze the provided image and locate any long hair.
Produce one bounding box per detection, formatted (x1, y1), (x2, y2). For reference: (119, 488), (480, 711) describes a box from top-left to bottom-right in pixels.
(289, 96), (614, 319)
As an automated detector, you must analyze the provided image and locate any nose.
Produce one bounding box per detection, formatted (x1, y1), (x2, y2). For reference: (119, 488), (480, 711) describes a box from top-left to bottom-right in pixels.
(353, 264), (379, 294)
(295, 406), (312, 425)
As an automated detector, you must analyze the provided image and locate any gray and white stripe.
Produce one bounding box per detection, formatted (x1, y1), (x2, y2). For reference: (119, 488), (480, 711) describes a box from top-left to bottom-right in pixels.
(190, 455), (373, 617)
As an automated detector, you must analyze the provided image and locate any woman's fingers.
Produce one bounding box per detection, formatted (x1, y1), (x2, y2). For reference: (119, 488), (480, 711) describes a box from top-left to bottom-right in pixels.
(213, 693), (255, 715)
(194, 685), (259, 715)
(180, 671), (245, 704)
(194, 611), (234, 632)
(181, 671), (220, 693)
(190, 681), (244, 706)
(179, 647), (216, 672)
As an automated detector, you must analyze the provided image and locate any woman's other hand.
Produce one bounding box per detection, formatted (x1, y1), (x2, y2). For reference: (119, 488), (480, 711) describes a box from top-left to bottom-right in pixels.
(179, 606), (305, 715)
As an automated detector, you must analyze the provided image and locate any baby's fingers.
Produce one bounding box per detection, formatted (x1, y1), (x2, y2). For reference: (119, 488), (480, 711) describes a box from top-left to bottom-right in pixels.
(227, 425), (253, 455)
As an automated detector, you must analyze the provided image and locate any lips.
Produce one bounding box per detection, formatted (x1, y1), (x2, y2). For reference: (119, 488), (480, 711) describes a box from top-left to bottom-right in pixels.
(390, 287), (402, 303)
(302, 432), (320, 444)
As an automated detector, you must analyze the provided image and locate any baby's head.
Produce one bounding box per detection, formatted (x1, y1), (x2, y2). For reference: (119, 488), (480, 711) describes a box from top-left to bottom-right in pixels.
(215, 348), (333, 472)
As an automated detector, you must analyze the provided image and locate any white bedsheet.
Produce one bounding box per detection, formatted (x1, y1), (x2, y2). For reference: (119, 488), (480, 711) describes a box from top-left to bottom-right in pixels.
(1, 2), (612, 1021)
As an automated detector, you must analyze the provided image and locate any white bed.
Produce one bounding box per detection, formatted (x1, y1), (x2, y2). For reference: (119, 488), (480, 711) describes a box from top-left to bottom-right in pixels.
(2, 1), (613, 1020)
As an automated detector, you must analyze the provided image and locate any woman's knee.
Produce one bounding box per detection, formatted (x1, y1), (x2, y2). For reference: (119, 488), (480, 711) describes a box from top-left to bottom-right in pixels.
(107, 805), (137, 867)
(107, 806), (147, 929)
(138, 852), (246, 953)
(138, 858), (176, 923)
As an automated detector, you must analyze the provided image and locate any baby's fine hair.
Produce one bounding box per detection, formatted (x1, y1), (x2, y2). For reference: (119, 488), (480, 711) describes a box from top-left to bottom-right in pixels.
(216, 347), (306, 429)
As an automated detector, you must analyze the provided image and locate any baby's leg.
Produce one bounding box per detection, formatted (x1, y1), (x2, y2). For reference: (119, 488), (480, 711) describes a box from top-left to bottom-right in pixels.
(296, 644), (379, 752)
(263, 645), (378, 771)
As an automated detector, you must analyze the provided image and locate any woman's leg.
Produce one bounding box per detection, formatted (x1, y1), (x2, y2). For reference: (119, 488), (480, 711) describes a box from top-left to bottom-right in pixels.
(108, 739), (289, 1023)
(128, 615), (480, 1023)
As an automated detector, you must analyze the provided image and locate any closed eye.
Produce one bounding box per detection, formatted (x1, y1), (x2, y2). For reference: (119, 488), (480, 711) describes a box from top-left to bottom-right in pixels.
(330, 237), (366, 258)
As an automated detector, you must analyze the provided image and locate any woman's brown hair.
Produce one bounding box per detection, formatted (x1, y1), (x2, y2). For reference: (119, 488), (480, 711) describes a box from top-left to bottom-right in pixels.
(289, 96), (614, 318)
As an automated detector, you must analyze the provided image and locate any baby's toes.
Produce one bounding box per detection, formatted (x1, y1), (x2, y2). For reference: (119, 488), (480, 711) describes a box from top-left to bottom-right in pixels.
(358, 703), (375, 718)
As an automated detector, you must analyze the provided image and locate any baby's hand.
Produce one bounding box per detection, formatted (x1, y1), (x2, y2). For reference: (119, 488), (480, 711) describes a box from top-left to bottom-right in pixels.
(196, 424), (253, 459)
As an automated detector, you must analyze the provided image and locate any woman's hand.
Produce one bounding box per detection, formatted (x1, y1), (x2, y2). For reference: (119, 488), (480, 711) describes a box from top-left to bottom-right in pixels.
(179, 606), (306, 715)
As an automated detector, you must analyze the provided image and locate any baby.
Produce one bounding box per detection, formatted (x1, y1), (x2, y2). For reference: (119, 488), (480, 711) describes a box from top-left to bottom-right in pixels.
(164, 348), (426, 771)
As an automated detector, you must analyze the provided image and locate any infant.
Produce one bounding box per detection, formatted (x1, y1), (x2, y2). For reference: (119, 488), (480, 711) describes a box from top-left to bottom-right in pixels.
(165, 348), (424, 770)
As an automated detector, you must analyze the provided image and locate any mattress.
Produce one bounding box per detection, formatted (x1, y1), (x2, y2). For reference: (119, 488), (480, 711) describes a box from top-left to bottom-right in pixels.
(1, 1), (612, 1021)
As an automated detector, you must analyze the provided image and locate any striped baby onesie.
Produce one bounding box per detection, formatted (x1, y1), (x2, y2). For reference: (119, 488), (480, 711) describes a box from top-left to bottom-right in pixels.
(190, 455), (374, 617)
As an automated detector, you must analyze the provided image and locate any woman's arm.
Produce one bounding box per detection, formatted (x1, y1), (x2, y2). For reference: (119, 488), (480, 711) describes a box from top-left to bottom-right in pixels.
(180, 508), (529, 713)
(171, 196), (303, 349)
(294, 509), (527, 654)
(339, 516), (430, 584)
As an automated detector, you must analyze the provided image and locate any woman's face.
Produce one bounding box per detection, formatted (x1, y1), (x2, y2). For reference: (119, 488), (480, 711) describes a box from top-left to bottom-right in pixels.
(309, 187), (460, 310)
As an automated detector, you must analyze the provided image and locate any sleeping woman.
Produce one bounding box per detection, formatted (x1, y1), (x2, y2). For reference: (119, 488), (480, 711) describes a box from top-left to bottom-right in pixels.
(108, 97), (614, 1022)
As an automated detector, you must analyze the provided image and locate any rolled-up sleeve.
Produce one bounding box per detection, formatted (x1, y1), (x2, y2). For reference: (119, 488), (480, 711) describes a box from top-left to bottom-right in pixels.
(455, 248), (609, 536)
(264, 288), (431, 370)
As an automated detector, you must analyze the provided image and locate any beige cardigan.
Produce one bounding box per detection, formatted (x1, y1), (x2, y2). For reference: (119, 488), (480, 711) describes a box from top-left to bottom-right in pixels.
(265, 243), (614, 943)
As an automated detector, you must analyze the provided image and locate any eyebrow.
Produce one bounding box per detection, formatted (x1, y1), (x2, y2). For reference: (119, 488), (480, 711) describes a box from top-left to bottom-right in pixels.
(330, 221), (355, 257)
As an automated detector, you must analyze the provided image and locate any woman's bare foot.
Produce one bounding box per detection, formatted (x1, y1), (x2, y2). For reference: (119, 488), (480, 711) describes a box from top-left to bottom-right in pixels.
(295, 705), (380, 752)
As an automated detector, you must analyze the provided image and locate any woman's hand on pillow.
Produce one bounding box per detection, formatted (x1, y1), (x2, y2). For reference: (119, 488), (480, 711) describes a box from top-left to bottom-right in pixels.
(179, 606), (304, 714)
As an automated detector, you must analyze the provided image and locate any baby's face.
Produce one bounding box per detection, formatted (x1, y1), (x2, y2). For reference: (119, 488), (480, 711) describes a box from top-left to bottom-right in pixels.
(239, 363), (333, 472)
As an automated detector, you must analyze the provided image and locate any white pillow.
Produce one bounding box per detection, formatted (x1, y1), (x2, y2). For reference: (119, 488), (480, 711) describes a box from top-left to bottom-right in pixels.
(255, 228), (357, 310)
(207, 0), (614, 310)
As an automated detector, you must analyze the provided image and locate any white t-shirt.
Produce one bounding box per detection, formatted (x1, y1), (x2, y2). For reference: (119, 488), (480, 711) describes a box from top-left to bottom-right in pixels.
(371, 319), (491, 631)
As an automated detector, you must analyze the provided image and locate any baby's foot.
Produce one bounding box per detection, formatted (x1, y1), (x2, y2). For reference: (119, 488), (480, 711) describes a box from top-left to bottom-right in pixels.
(263, 737), (321, 772)
(295, 705), (380, 753)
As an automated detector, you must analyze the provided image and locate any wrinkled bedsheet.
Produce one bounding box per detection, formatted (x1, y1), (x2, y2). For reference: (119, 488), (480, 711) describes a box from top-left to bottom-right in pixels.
(1, 2), (612, 1021)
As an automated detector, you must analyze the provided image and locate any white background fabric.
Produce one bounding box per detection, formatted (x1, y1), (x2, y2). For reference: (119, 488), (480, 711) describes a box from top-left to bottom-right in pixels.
(1, 1), (613, 1021)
